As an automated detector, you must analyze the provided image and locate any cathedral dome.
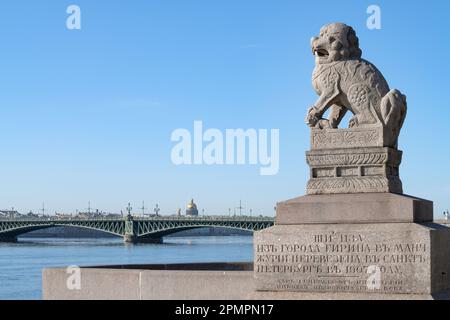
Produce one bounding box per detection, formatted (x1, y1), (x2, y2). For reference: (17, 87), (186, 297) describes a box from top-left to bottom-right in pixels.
(186, 199), (199, 216)
(187, 199), (197, 209)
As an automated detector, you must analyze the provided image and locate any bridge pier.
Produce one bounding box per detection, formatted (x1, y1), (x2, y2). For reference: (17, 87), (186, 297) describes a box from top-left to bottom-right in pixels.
(123, 234), (137, 244)
(0, 236), (18, 243)
(123, 235), (163, 244)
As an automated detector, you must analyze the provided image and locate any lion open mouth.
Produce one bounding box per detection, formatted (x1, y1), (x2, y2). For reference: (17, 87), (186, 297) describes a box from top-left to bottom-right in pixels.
(315, 48), (329, 58)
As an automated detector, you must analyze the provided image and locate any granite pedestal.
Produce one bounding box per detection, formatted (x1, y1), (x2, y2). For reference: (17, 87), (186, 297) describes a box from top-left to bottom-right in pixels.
(254, 194), (450, 298)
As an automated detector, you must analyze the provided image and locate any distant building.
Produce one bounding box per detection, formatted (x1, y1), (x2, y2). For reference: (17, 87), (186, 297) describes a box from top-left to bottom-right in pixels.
(0, 210), (20, 219)
(55, 213), (73, 220)
(104, 213), (122, 218)
(77, 212), (95, 219)
(25, 211), (41, 219)
(185, 199), (199, 216)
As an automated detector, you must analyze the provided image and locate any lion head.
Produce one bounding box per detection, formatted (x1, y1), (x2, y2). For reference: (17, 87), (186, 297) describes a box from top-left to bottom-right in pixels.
(311, 23), (362, 65)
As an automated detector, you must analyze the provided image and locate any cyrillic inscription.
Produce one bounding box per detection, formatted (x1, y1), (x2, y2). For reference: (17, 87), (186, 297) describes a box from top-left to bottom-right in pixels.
(255, 231), (429, 293)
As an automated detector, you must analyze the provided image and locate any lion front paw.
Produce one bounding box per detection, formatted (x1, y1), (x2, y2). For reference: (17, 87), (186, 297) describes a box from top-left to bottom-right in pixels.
(306, 106), (320, 127)
(348, 115), (359, 128)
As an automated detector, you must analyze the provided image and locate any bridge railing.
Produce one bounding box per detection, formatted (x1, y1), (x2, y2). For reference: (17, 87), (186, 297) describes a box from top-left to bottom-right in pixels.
(0, 215), (275, 222)
(134, 215), (274, 221)
(0, 217), (123, 222)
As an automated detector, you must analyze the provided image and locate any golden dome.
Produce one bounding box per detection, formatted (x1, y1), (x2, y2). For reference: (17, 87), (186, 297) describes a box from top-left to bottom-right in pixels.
(187, 199), (197, 210)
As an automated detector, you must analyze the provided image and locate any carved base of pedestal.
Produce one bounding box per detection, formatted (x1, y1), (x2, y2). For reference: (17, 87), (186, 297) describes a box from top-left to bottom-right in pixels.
(306, 147), (403, 195)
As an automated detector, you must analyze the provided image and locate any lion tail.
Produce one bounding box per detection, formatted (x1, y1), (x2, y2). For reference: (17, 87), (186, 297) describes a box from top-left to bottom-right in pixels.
(380, 89), (407, 145)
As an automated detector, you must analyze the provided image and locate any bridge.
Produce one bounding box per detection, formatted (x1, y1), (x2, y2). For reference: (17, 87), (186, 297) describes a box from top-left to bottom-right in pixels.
(0, 215), (275, 243)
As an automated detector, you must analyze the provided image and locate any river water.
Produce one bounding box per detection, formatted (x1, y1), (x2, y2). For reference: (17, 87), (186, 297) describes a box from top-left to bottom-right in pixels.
(0, 236), (253, 300)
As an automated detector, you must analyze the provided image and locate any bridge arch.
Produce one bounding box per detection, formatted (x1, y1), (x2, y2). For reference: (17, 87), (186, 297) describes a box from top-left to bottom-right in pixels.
(1, 217), (274, 243)
(137, 224), (261, 240)
(0, 222), (124, 239)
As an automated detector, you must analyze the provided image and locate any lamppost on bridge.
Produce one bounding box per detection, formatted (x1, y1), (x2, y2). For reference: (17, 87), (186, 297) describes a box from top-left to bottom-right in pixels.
(154, 204), (160, 216)
(228, 208), (231, 217)
(126, 202), (132, 218)
(236, 200), (244, 216)
(41, 202), (46, 217)
(140, 201), (147, 217)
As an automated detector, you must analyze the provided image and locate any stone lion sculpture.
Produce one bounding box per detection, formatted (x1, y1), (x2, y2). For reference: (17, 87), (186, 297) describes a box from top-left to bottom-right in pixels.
(305, 23), (407, 148)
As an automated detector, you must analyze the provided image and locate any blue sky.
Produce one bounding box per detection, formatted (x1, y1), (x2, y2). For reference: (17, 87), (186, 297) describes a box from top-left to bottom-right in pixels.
(0, 0), (449, 217)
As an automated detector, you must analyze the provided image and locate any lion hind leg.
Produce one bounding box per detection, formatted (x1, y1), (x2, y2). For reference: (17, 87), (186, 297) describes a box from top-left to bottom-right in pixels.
(328, 104), (348, 128)
(380, 89), (407, 146)
(381, 89), (407, 127)
(348, 84), (378, 125)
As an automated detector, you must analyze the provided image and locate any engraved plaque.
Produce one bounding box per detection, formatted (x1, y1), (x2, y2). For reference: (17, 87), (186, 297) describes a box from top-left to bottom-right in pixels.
(254, 224), (450, 294)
